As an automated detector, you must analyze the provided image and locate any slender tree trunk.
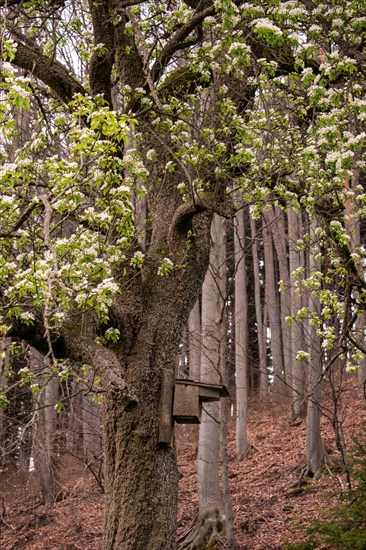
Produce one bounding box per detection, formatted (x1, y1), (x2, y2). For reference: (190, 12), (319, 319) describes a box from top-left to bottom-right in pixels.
(250, 216), (268, 398)
(82, 371), (102, 462)
(0, 337), (10, 472)
(347, 174), (366, 391)
(217, 219), (236, 547)
(221, 388), (237, 549)
(31, 350), (62, 504)
(270, 206), (292, 390)
(188, 300), (201, 381)
(179, 215), (226, 549)
(288, 208), (306, 419)
(68, 377), (83, 452)
(306, 221), (325, 475)
(234, 204), (249, 458)
(197, 214), (225, 532)
(263, 216), (285, 394)
(356, 310), (366, 393)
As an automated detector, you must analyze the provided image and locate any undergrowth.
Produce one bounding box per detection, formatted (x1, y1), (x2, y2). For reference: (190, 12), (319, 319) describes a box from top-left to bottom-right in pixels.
(284, 433), (366, 550)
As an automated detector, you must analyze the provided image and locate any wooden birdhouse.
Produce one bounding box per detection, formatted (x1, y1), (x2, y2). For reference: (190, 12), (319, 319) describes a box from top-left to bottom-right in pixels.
(158, 372), (229, 445)
(173, 379), (229, 424)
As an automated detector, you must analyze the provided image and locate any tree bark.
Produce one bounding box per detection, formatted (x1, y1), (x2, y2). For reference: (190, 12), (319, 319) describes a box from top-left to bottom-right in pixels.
(270, 206), (292, 391)
(250, 216), (268, 398)
(179, 215), (226, 549)
(0, 337), (10, 472)
(306, 221), (325, 475)
(263, 216), (285, 394)
(234, 203), (249, 458)
(31, 350), (62, 504)
(288, 208), (306, 419)
(188, 300), (201, 382)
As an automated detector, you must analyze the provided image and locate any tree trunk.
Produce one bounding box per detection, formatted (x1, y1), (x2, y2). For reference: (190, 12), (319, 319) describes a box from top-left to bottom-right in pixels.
(356, 310), (366, 393)
(67, 377), (83, 453)
(263, 216), (285, 393)
(234, 203), (249, 458)
(250, 216), (268, 398)
(31, 350), (62, 504)
(103, 392), (178, 549)
(270, 206), (292, 391)
(188, 300), (201, 381)
(82, 370), (102, 462)
(306, 221), (325, 475)
(179, 215), (226, 549)
(0, 337), (10, 472)
(288, 207), (306, 419)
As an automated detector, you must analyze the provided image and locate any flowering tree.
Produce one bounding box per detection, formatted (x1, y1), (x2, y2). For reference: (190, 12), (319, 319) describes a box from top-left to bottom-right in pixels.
(1, 0), (366, 547)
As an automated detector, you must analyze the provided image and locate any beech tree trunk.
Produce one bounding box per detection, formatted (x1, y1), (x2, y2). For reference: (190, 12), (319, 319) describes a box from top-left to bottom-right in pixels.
(263, 216), (285, 393)
(306, 221), (325, 475)
(234, 203), (249, 458)
(197, 214), (225, 533)
(188, 300), (201, 381)
(31, 350), (62, 504)
(269, 206), (292, 390)
(288, 208), (306, 419)
(179, 215), (226, 549)
(0, 337), (10, 472)
(82, 371), (102, 462)
(250, 217), (268, 398)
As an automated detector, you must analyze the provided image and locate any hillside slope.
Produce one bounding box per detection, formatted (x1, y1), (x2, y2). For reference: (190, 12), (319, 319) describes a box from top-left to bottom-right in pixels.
(1, 380), (365, 549)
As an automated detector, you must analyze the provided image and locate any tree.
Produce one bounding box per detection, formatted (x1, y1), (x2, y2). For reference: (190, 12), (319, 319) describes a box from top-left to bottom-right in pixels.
(249, 215), (268, 399)
(263, 215), (285, 392)
(30, 348), (62, 504)
(234, 200), (249, 458)
(305, 221), (325, 476)
(2, 1), (366, 548)
(180, 215), (227, 548)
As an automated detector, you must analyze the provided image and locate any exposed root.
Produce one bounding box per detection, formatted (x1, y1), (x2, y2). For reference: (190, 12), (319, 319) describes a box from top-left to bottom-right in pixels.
(178, 507), (225, 549)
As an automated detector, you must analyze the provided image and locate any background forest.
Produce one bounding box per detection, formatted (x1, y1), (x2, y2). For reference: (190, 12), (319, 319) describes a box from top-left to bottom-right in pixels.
(1, 0), (366, 548)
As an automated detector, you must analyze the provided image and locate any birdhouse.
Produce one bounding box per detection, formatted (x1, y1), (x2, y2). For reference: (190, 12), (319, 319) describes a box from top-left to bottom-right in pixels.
(158, 372), (229, 446)
(173, 379), (229, 424)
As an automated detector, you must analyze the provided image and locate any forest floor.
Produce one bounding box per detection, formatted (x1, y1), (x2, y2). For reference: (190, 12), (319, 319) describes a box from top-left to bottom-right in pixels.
(0, 376), (365, 549)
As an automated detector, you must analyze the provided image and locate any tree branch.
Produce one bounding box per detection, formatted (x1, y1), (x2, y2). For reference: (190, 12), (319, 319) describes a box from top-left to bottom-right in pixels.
(11, 31), (85, 104)
(0, 202), (39, 238)
(150, 4), (214, 83)
(169, 194), (234, 239)
(61, 333), (136, 401)
(88, 0), (115, 105)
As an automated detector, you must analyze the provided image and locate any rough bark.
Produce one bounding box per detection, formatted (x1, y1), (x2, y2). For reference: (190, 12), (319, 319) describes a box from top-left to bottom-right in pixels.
(12, 35), (85, 103)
